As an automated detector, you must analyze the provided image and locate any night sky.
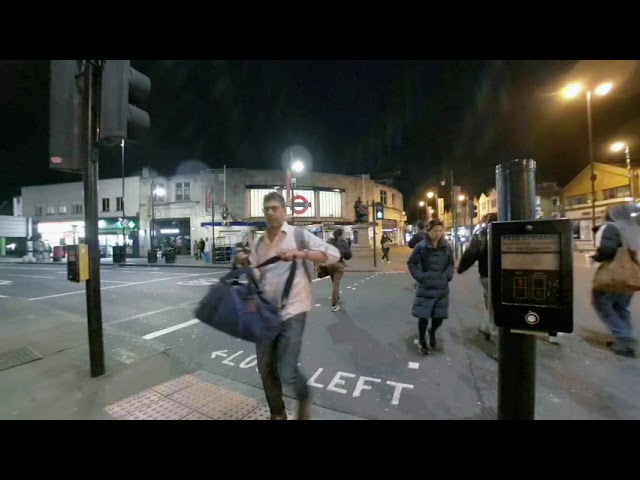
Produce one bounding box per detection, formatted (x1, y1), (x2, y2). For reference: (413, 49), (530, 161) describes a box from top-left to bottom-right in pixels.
(3, 60), (640, 219)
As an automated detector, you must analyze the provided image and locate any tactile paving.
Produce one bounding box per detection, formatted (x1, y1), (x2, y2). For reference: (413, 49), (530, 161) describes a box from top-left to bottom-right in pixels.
(152, 374), (201, 396)
(105, 389), (164, 419)
(122, 398), (193, 420)
(168, 382), (226, 410)
(198, 391), (260, 420)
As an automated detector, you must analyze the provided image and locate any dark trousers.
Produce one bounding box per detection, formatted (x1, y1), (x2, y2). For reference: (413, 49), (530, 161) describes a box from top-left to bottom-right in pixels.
(418, 317), (443, 346)
(256, 313), (309, 415)
(381, 248), (390, 261)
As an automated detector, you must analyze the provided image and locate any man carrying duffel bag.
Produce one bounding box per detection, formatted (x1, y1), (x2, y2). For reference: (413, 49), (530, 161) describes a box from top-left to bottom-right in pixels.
(218, 191), (340, 420)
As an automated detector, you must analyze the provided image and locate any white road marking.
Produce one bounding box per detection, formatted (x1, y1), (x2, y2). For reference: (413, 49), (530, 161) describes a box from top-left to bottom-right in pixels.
(8, 274), (56, 279)
(0, 280), (14, 285)
(0, 294), (9, 298)
(312, 277), (329, 283)
(408, 362), (419, 369)
(142, 319), (200, 340)
(107, 302), (198, 325)
(100, 280), (133, 284)
(28, 272), (223, 301)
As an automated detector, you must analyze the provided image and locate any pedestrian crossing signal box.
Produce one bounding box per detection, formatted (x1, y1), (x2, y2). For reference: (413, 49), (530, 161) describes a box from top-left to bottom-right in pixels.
(67, 244), (89, 282)
(488, 219), (573, 334)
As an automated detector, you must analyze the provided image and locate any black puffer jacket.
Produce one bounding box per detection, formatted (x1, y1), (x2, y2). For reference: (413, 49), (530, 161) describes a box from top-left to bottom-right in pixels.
(592, 224), (622, 263)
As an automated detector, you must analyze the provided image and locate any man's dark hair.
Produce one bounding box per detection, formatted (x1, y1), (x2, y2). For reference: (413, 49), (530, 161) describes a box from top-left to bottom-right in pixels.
(263, 191), (286, 208)
(427, 219), (444, 231)
(333, 228), (343, 239)
(417, 221), (425, 230)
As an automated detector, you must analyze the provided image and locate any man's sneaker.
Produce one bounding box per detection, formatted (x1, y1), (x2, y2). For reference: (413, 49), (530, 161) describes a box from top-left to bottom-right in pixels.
(418, 343), (431, 355)
(270, 412), (288, 420)
(331, 305), (341, 312)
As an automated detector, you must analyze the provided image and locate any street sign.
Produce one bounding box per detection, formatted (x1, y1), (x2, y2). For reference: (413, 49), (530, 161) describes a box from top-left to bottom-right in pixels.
(120, 219), (130, 228)
(292, 194), (310, 214)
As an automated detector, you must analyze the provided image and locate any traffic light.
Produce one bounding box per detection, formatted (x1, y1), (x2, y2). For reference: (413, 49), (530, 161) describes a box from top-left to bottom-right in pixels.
(49, 60), (86, 172)
(100, 60), (151, 145)
(375, 202), (384, 220)
(470, 203), (478, 219)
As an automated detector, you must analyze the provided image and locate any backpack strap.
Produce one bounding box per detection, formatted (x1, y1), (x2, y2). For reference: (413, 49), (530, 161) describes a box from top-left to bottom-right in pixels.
(294, 227), (312, 281)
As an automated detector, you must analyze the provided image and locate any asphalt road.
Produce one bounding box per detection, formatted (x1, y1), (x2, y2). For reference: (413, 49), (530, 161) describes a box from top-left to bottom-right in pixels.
(1, 256), (639, 420)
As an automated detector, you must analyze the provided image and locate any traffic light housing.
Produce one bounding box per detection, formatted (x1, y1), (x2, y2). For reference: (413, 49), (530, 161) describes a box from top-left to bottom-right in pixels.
(375, 202), (384, 220)
(470, 203), (478, 219)
(49, 60), (86, 172)
(100, 60), (151, 145)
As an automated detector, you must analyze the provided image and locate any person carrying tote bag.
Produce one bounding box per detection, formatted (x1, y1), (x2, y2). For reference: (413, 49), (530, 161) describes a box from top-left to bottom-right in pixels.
(591, 204), (640, 358)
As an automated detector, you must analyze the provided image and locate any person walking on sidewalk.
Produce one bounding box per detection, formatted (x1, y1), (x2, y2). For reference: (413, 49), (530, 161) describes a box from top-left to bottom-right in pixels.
(326, 227), (352, 312)
(456, 213), (498, 343)
(409, 222), (427, 291)
(193, 240), (200, 260)
(236, 191), (340, 420)
(381, 233), (392, 263)
(408, 219), (454, 355)
(592, 205), (639, 358)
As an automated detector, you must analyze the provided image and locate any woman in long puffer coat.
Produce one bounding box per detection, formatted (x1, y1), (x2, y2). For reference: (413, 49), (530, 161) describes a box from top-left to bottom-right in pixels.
(407, 219), (454, 355)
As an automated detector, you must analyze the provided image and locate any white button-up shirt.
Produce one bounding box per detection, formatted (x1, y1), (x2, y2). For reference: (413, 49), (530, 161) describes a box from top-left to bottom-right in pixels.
(249, 222), (340, 320)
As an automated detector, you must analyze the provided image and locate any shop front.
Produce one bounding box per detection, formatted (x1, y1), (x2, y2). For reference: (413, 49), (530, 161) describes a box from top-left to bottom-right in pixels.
(153, 218), (191, 254)
(36, 217), (140, 257)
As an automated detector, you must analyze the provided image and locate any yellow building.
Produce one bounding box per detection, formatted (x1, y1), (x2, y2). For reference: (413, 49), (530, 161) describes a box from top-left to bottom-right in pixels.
(563, 162), (638, 247)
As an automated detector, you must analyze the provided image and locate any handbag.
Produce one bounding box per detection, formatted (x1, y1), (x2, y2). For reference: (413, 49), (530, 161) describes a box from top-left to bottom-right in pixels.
(195, 256), (298, 344)
(317, 264), (329, 279)
(593, 246), (640, 293)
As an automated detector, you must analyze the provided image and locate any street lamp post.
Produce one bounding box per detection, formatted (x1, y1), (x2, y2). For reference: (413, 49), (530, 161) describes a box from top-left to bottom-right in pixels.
(611, 141), (634, 199)
(419, 201), (428, 221)
(562, 81), (613, 245)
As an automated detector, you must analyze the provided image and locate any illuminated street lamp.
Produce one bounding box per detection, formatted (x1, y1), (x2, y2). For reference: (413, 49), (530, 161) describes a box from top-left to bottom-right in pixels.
(562, 81), (614, 243)
(610, 141), (634, 199)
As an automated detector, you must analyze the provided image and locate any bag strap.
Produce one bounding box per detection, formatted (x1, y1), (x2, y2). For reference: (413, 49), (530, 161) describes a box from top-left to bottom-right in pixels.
(280, 260), (298, 309)
(294, 227), (312, 281)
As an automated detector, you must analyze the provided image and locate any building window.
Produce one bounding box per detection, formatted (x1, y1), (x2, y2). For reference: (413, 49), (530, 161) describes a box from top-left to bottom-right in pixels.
(102, 198), (110, 212)
(380, 190), (387, 206)
(567, 195), (588, 207)
(153, 183), (166, 203)
(59, 203), (67, 214)
(35, 204), (43, 216)
(490, 199), (497, 209)
(72, 203), (83, 214)
(176, 181), (191, 201)
(318, 191), (342, 218)
(116, 197), (124, 211)
(392, 193), (396, 207)
(602, 185), (631, 200)
(249, 188), (316, 218)
(551, 196), (560, 207)
(46, 204), (55, 215)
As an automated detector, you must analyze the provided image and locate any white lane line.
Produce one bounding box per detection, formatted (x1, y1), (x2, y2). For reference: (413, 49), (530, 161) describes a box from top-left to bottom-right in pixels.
(9, 274), (56, 279)
(100, 280), (133, 284)
(107, 301), (199, 325)
(408, 362), (420, 369)
(0, 266), (62, 271)
(28, 272), (223, 301)
(142, 319), (200, 340)
(0, 294), (9, 298)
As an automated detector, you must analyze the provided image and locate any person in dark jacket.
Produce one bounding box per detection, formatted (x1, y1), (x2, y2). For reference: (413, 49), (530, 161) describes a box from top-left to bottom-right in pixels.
(457, 213), (498, 342)
(326, 228), (352, 312)
(408, 222), (426, 249)
(592, 205), (638, 358)
(408, 219), (454, 354)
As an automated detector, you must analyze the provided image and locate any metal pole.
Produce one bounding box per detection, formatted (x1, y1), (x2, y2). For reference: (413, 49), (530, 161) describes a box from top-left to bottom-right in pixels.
(121, 140), (125, 246)
(626, 145), (633, 199)
(83, 60), (105, 378)
(586, 90), (597, 245)
(451, 170), (457, 259)
(211, 185), (215, 264)
(371, 199), (377, 267)
(496, 158), (537, 420)
(223, 164), (227, 204)
(150, 180), (155, 250)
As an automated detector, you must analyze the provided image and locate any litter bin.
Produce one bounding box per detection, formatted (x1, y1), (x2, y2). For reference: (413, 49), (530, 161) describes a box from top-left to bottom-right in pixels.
(112, 245), (126, 264)
(53, 246), (64, 262)
(148, 248), (158, 263)
(163, 248), (176, 264)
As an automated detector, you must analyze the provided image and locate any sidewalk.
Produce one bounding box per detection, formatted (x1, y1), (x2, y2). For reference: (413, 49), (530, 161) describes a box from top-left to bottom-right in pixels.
(0, 246), (413, 273)
(0, 297), (363, 420)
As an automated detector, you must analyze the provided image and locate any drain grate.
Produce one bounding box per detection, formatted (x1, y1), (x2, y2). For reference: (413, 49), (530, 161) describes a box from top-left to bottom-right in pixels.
(0, 346), (42, 372)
